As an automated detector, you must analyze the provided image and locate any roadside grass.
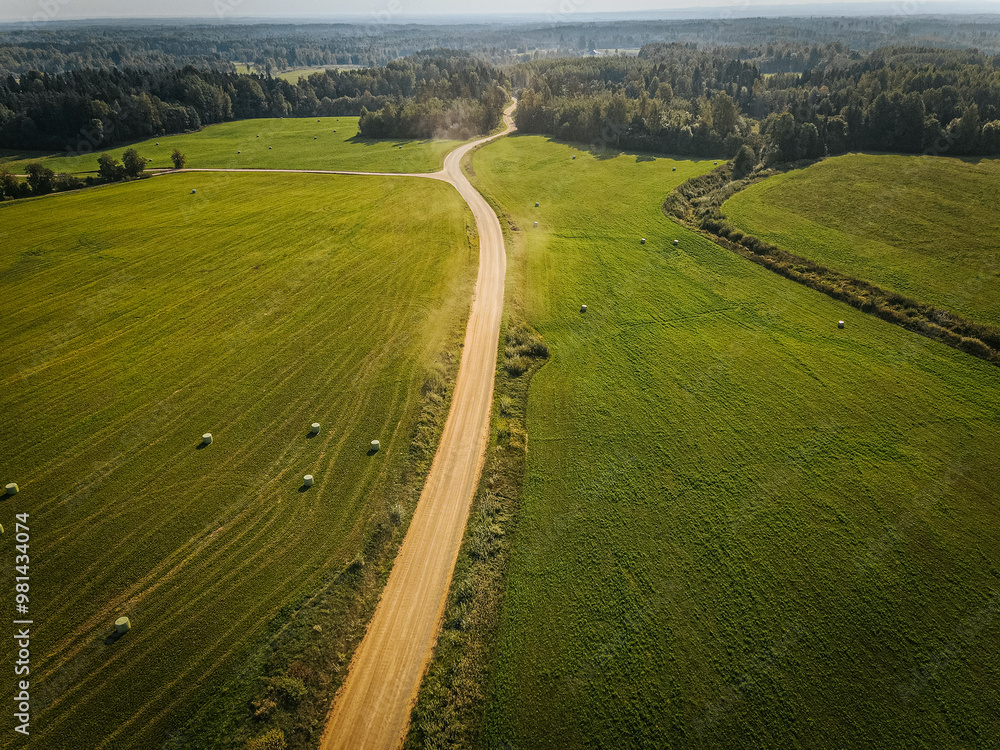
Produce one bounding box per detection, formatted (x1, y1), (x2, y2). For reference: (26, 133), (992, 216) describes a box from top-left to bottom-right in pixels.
(0, 171), (477, 749)
(403, 133), (553, 750)
(722, 153), (1000, 328)
(0, 117), (462, 175)
(448, 136), (1000, 749)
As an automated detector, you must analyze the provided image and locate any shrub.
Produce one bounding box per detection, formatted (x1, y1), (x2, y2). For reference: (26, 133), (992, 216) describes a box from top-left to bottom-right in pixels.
(958, 336), (993, 358)
(267, 674), (307, 705)
(54, 173), (85, 192)
(525, 339), (549, 358)
(97, 153), (125, 182)
(25, 162), (55, 194)
(498, 394), (514, 415)
(422, 368), (447, 398)
(245, 728), (286, 750)
(505, 356), (529, 377)
(122, 147), (146, 178)
(348, 551), (365, 571)
(496, 420), (511, 443)
(251, 696), (277, 720)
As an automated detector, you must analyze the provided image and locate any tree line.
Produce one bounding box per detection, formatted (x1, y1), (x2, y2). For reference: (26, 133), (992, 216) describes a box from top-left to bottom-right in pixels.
(0, 51), (509, 151)
(3, 41), (1000, 182)
(512, 44), (1000, 162)
(4, 16), (1000, 79)
(0, 144), (167, 200)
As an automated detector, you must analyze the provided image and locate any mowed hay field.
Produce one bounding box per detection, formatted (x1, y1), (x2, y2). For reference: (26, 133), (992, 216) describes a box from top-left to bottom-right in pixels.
(0, 116), (462, 175)
(0, 172), (476, 748)
(472, 137), (1000, 748)
(723, 154), (1000, 328)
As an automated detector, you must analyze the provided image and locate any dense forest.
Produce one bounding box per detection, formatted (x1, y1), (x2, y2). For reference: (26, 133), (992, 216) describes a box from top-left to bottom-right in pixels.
(513, 45), (1000, 159)
(3, 15), (1000, 78)
(0, 50), (508, 150)
(3, 20), (1000, 172)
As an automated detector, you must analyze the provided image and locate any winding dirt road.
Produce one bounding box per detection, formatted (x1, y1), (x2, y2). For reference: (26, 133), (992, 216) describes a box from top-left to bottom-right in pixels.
(312, 104), (514, 750)
(169, 105), (515, 747)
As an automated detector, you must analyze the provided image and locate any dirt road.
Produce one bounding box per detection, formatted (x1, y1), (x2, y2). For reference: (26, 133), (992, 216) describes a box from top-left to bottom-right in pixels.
(312, 104), (515, 750)
(164, 106), (515, 748)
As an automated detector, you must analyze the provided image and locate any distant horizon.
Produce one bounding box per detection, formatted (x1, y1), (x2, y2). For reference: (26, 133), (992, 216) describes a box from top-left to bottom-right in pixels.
(3, 0), (1000, 25)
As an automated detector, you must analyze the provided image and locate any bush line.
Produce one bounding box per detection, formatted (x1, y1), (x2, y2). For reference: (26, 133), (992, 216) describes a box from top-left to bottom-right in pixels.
(404, 319), (549, 750)
(663, 161), (1000, 368)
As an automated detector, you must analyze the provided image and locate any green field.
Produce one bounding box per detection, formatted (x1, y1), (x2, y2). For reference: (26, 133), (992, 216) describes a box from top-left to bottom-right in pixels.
(232, 64), (362, 81)
(274, 66), (363, 82)
(0, 171), (476, 748)
(723, 153), (1000, 328)
(472, 137), (1000, 748)
(0, 117), (462, 175)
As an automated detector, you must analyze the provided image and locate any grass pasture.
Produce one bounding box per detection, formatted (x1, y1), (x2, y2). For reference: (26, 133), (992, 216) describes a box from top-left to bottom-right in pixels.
(723, 154), (1000, 329)
(471, 137), (1000, 749)
(0, 117), (462, 176)
(0, 171), (476, 748)
(232, 65), (362, 81)
(274, 66), (363, 82)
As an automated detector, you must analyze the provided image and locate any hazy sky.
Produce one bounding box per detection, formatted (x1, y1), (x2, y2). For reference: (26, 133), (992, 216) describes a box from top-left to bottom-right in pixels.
(0, 0), (995, 23)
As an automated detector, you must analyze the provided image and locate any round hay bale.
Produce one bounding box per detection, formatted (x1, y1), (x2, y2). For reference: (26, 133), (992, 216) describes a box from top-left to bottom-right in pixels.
(533, 221), (538, 227)
(640, 238), (646, 245)
(580, 304), (587, 313)
(115, 616), (131, 634)
(310, 422), (321, 434)
(838, 320), (845, 329)
(191, 189), (197, 194)
(269, 146), (272, 149)
(5, 483), (18, 496)
(303, 475), (314, 487)
(314, 136), (317, 140)
(572, 155), (576, 159)
(237, 150), (241, 154)
(534, 202), (540, 207)
(673, 239), (679, 246)
(370, 440), (381, 452)
(672, 167), (676, 171)
(202, 433), (213, 445)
